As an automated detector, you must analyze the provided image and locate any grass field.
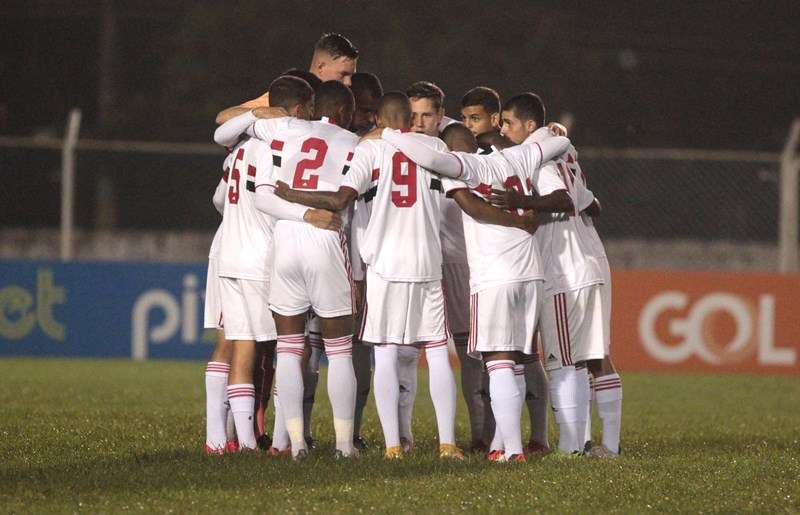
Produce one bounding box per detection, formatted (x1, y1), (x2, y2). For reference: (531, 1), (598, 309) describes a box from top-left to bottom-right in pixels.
(1, 358), (799, 513)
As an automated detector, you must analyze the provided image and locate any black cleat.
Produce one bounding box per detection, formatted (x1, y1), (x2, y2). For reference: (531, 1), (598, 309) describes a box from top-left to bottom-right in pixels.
(305, 436), (316, 450)
(353, 436), (368, 451)
(256, 434), (272, 451)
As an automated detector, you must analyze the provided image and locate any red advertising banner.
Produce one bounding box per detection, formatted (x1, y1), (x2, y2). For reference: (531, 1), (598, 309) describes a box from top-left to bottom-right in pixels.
(610, 269), (800, 375)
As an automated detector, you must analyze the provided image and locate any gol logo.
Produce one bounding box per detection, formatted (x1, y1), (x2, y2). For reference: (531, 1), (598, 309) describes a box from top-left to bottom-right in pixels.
(639, 292), (796, 367)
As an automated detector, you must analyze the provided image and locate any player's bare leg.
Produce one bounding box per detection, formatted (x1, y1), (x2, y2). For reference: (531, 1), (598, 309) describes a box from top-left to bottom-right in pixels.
(351, 280), (372, 449)
(397, 345), (420, 451)
(273, 313), (308, 458)
(303, 327), (323, 448)
(205, 330), (235, 453)
(253, 340), (276, 450)
(522, 353), (550, 453)
(455, 337), (491, 452)
(320, 314), (358, 457)
(227, 339), (258, 450)
(586, 356), (622, 456)
(373, 343), (402, 457)
(484, 351), (525, 461)
(424, 340), (462, 459)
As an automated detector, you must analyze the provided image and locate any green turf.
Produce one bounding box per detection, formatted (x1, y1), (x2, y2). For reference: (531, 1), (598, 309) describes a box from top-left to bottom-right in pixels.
(1, 358), (798, 514)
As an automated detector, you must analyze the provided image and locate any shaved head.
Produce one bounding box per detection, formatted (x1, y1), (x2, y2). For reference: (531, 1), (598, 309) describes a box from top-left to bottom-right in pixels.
(440, 122), (478, 153)
(377, 91), (412, 130)
(476, 129), (513, 151)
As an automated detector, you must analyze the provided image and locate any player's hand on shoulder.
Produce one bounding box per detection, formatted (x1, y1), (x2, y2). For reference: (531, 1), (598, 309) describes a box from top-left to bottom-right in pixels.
(547, 122), (568, 136)
(253, 106), (288, 119)
(359, 127), (383, 142)
(517, 210), (540, 234)
(489, 187), (524, 210)
(303, 209), (342, 232)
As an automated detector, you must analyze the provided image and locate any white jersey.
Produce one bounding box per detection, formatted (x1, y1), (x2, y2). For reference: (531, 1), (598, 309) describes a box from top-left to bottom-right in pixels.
(442, 149), (545, 293)
(341, 134), (447, 282)
(217, 138), (275, 280)
(531, 153), (605, 296)
(560, 146), (608, 263)
(209, 153), (235, 259)
(439, 197), (468, 264)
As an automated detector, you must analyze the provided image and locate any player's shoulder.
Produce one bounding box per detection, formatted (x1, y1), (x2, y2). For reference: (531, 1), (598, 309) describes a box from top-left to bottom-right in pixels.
(312, 120), (360, 146)
(407, 131), (448, 151)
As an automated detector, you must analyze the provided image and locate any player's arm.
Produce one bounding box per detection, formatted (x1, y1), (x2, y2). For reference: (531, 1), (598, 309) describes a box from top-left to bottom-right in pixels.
(489, 188), (573, 213)
(212, 176), (226, 215)
(583, 197), (601, 218)
(213, 108), (289, 147)
(380, 129), (464, 178)
(274, 181), (357, 212)
(215, 92), (270, 124)
(452, 189), (539, 234)
(255, 185), (342, 231)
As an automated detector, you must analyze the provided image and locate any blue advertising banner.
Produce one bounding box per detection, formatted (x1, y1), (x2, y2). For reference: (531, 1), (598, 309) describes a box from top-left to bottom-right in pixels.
(0, 259), (216, 360)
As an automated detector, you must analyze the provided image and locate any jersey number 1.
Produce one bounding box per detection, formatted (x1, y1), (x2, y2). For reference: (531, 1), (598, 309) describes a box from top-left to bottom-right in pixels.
(293, 137), (328, 189)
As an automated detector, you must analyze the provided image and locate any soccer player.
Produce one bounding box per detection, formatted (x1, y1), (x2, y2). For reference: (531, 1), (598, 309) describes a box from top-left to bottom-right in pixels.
(460, 86), (501, 137)
(560, 151), (623, 458)
(391, 80), (468, 451)
(379, 122), (570, 461)
(274, 92), (464, 460)
(490, 93), (606, 455)
(350, 72), (383, 135)
(215, 33), (359, 124)
(203, 154), (239, 454)
(215, 78), (360, 458)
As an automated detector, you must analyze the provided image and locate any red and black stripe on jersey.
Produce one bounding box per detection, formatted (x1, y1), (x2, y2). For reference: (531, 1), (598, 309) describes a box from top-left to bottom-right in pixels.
(270, 139), (284, 167)
(341, 152), (354, 175)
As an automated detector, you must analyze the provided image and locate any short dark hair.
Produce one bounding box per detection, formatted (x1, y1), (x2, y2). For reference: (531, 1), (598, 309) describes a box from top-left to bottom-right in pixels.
(351, 72), (383, 99)
(314, 33), (359, 60)
(314, 80), (355, 123)
(378, 91), (412, 125)
(282, 68), (322, 91)
(268, 75), (314, 111)
(502, 93), (546, 128)
(461, 86), (500, 115)
(440, 122), (478, 153)
(406, 81), (444, 111)
(476, 130), (513, 151)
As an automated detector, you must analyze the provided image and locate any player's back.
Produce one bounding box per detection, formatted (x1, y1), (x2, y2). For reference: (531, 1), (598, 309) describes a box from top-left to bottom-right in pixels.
(344, 134), (446, 282)
(218, 138), (274, 280)
(561, 147), (608, 263)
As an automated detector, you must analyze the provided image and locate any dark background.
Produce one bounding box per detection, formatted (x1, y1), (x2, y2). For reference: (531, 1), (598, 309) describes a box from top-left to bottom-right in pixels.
(1, 0), (798, 232)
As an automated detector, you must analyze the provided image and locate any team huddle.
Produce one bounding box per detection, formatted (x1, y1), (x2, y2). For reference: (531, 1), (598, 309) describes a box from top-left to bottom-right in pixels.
(202, 33), (623, 462)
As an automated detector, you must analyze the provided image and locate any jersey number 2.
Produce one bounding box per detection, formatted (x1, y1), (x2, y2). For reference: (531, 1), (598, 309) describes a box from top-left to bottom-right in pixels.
(391, 152), (417, 208)
(293, 137), (328, 189)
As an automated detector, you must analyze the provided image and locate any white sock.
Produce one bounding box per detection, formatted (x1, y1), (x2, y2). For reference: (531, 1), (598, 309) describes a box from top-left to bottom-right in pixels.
(489, 427), (504, 452)
(275, 334), (306, 456)
(513, 364), (526, 397)
(324, 335), (357, 455)
(205, 362), (230, 450)
(303, 342), (322, 440)
(576, 366), (591, 451)
(227, 383), (256, 449)
(206, 361), (231, 449)
(487, 360), (523, 456)
(549, 366), (581, 453)
(522, 355), (549, 447)
(425, 342), (457, 446)
(271, 389), (289, 451)
(594, 373), (622, 453)
(584, 374), (594, 445)
(374, 344), (400, 448)
(397, 345), (420, 442)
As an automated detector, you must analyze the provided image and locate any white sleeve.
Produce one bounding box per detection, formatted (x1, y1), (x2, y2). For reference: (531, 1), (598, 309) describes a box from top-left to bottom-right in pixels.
(536, 162), (568, 196)
(381, 129), (464, 178)
(520, 135), (571, 173)
(571, 177), (596, 212)
(340, 144), (373, 194)
(255, 185), (309, 222)
(213, 111), (257, 147)
(212, 177), (226, 215)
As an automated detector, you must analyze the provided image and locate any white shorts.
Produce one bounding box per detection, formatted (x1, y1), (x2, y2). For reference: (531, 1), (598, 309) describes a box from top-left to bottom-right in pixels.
(442, 262), (470, 341)
(600, 263), (612, 353)
(540, 284), (605, 371)
(203, 257), (223, 329)
(359, 268), (448, 345)
(269, 223), (352, 318)
(219, 276), (277, 341)
(467, 280), (543, 359)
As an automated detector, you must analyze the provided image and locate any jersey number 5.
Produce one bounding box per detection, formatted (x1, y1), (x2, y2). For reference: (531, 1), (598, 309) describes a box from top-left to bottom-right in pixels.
(293, 137), (328, 189)
(391, 152), (417, 208)
(228, 147), (245, 204)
